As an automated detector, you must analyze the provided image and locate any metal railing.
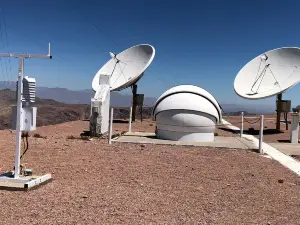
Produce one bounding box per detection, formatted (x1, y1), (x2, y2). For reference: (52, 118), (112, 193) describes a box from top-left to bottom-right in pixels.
(108, 106), (133, 144)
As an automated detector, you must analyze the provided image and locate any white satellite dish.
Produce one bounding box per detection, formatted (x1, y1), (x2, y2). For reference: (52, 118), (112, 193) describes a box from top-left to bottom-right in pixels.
(92, 44), (155, 92)
(234, 47), (300, 99)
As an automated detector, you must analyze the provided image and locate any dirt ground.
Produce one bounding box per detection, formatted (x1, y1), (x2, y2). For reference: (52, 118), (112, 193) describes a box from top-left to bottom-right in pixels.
(222, 113), (300, 143)
(1, 119), (300, 224)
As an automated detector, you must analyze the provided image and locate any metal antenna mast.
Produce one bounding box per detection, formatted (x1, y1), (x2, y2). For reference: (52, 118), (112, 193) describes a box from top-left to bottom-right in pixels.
(0, 43), (52, 179)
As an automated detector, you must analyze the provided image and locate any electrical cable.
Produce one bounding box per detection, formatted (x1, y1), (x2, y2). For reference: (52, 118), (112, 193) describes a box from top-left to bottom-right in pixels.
(74, 7), (182, 89)
(20, 132), (29, 160)
(85, 17), (120, 48)
(12, 132), (29, 173)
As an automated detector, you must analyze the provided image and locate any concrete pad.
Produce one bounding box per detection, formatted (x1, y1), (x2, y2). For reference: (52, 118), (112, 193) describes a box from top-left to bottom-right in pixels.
(268, 142), (300, 156)
(112, 132), (256, 150)
(124, 132), (156, 137)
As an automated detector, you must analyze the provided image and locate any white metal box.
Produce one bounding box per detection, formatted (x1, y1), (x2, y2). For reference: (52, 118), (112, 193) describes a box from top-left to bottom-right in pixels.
(12, 106), (37, 131)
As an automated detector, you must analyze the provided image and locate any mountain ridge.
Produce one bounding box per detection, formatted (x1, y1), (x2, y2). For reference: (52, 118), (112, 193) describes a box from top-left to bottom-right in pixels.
(0, 81), (275, 114)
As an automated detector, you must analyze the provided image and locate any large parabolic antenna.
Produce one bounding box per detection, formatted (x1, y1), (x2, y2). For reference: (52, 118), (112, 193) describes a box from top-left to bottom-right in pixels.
(89, 44), (155, 137)
(92, 44), (155, 92)
(234, 47), (300, 130)
(234, 47), (300, 99)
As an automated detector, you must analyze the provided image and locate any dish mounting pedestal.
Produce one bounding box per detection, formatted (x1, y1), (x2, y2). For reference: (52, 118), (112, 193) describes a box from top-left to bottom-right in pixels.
(90, 75), (111, 137)
(131, 84), (138, 122)
(276, 93), (291, 131)
(276, 94), (282, 130)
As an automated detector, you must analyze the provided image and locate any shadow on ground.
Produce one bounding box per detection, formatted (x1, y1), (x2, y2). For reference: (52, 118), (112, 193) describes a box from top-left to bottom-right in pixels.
(247, 129), (284, 135)
(277, 139), (299, 143)
(219, 128), (284, 136)
(218, 128), (240, 134)
(113, 119), (129, 124)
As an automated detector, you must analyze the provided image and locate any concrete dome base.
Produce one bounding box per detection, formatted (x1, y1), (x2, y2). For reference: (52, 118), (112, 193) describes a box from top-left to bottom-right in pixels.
(156, 129), (214, 142)
(155, 110), (216, 142)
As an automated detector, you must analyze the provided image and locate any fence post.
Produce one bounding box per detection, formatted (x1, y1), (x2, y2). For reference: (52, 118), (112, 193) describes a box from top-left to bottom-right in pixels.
(259, 115), (264, 154)
(129, 106), (132, 133)
(240, 112), (244, 138)
(108, 107), (114, 144)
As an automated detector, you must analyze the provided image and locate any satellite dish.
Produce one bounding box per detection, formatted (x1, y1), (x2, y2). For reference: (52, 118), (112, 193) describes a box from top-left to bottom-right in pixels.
(92, 44), (155, 92)
(234, 47), (300, 99)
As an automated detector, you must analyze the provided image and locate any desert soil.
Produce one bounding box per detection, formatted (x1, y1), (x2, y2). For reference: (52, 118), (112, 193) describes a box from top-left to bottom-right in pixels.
(222, 113), (300, 143)
(0, 119), (300, 224)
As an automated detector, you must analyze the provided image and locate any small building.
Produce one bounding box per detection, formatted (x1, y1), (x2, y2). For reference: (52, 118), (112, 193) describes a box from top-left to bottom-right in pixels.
(152, 85), (222, 142)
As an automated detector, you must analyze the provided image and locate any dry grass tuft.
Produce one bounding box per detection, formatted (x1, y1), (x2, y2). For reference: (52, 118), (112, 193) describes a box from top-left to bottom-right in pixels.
(33, 133), (47, 139)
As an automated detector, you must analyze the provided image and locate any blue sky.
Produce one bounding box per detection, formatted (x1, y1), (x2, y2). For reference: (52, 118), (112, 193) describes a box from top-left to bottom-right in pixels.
(1, 0), (300, 107)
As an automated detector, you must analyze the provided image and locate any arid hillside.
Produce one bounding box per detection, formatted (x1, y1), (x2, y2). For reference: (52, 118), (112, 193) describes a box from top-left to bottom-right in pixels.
(0, 89), (153, 130)
(0, 89), (90, 130)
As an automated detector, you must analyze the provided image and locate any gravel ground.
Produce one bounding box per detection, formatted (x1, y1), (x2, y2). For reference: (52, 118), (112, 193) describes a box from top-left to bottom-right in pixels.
(222, 114), (300, 143)
(1, 120), (300, 224)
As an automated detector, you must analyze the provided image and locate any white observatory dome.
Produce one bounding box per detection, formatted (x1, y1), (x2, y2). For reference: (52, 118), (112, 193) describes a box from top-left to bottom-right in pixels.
(152, 85), (222, 142)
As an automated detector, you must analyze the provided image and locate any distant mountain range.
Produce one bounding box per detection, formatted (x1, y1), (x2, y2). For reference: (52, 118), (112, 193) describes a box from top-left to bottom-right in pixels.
(0, 81), (275, 114)
(219, 103), (275, 114)
(0, 81), (156, 107)
(0, 89), (90, 129)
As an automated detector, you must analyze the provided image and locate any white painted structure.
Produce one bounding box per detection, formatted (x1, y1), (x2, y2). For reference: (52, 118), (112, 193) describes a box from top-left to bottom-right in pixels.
(152, 85), (222, 142)
(234, 47), (300, 99)
(0, 44), (52, 189)
(92, 44), (155, 92)
(90, 44), (155, 136)
(90, 75), (111, 135)
(290, 113), (299, 143)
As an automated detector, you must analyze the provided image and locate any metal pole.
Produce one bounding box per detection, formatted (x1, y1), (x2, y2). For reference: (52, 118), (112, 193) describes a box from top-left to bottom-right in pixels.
(259, 115), (264, 154)
(240, 111), (244, 138)
(14, 57), (24, 178)
(132, 84), (137, 122)
(108, 107), (114, 144)
(129, 106), (132, 133)
(276, 93), (282, 130)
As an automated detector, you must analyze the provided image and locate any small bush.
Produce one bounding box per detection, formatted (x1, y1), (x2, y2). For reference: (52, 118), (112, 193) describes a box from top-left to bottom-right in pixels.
(67, 135), (92, 141)
(66, 135), (77, 139)
(81, 136), (90, 140)
(214, 132), (219, 136)
(33, 133), (47, 139)
(111, 133), (120, 139)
